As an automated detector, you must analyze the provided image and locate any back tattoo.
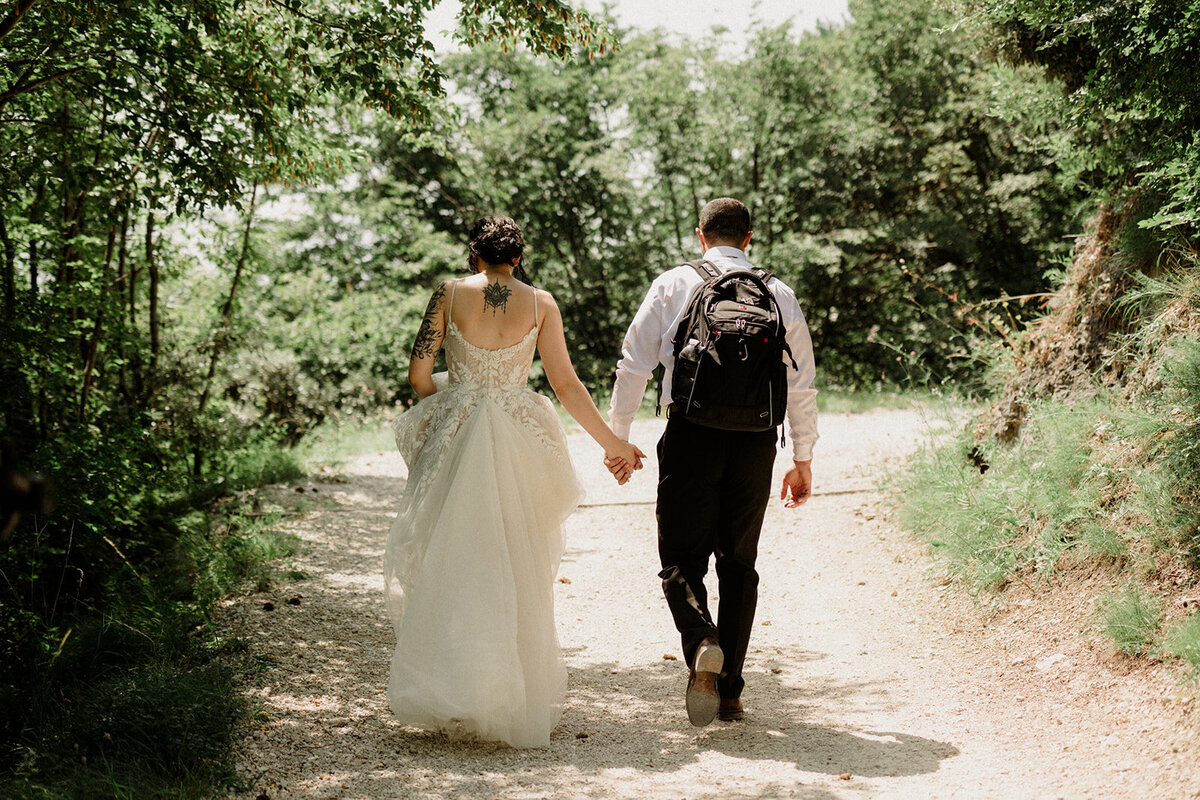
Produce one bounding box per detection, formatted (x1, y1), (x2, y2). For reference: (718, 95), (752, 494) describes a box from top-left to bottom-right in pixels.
(483, 280), (512, 315)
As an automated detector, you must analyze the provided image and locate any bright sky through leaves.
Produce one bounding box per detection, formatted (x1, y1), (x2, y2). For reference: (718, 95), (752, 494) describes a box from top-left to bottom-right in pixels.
(425, 0), (851, 54)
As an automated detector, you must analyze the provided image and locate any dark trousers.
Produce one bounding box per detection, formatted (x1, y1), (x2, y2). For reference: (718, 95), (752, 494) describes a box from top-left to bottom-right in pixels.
(656, 413), (777, 699)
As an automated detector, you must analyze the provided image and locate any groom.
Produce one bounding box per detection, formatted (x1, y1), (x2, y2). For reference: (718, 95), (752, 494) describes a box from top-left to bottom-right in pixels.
(607, 197), (818, 727)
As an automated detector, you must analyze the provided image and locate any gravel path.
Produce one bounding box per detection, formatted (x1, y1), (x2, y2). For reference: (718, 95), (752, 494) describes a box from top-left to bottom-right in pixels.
(223, 409), (1200, 799)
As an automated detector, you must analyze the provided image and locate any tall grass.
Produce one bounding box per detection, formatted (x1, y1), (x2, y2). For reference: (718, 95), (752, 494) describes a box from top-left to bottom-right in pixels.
(1149, 340), (1200, 562)
(899, 260), (1200, 665)
(899, 398), (1119, 594)
(1164, 612), (1200, 673)
(1096, 584), (1163, 656)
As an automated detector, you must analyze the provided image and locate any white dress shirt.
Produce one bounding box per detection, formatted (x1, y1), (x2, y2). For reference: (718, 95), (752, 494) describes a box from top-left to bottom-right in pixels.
(609, 246), (819, 461)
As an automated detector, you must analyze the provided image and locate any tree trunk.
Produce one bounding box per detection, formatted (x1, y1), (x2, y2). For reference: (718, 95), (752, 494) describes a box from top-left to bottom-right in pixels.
(658, 126), (685, 254)
(128, 214), (138, 326)
(58, 106), (83, 290)
(194, 184), (259, 476)
(688, 176), (701, 234)
(60, 186), (76, 285)
(754, 140), (774, 257)
(127, 211), (142, 399)
(116, 209), (130, 400)
(0, 211), (15, 315)
(663, 168), (684, 255)
(78, 223), (117, 421)
(28, 180), (44, 297)
(145, 211), (159, 384)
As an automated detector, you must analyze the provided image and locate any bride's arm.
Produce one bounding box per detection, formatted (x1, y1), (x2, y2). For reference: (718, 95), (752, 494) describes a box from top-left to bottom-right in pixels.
(408, 280), (451, 399)
(536, 291), (645, 469)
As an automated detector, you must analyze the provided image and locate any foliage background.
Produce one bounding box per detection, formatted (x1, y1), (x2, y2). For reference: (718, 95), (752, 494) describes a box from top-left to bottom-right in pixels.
(4, 0), (1199, 794)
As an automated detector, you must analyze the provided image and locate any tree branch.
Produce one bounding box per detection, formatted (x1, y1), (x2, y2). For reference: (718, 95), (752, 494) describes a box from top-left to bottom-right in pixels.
(194, 182), (259, 475)
(261, 0), (353, 35)
(0, 65), (89, 111)
(0, 0), (41, 43)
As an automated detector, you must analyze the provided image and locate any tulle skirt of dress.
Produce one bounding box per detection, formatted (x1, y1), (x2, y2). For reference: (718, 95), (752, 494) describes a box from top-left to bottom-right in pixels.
(384, 381), (583, 748)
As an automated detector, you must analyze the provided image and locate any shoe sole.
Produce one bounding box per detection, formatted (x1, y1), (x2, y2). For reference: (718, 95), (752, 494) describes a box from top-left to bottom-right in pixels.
(686, 642), (723, 727)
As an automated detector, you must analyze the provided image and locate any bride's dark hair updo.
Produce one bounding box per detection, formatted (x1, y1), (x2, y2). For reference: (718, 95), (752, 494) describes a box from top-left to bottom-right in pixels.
(468, 215), (525, 265)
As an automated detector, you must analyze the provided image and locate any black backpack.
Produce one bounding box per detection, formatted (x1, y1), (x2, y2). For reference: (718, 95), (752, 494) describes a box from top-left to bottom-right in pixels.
(670, 260), (797, 432)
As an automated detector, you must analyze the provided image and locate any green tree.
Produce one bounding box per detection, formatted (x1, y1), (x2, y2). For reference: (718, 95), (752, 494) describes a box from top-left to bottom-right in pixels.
(612, 2), (1082, 387)
(979, 0), (1200, 234)
(0, 0), (614, 780)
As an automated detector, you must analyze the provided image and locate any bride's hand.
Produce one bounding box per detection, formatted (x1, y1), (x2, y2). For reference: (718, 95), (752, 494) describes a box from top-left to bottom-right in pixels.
(610, 441), (646, 471)
(604, 455), (634, 485)
(605, 441), (646, 484)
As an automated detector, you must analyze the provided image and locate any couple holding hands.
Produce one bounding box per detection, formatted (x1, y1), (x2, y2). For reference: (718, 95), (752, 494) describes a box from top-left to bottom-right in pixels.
(385, 198), (817, 747)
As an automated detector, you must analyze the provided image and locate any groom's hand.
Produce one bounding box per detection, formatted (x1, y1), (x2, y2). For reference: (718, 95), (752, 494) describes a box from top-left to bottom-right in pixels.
(781, 459), (812, 507)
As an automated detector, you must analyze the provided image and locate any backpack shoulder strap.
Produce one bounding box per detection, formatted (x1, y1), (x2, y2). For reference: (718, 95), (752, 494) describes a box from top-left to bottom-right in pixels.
(686, 259), (720, 281)
(671, 267), (716, 351)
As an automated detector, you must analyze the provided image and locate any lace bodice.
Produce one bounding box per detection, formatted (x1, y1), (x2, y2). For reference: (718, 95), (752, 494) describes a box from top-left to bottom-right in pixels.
(392, 305), (565, 502)
(444, 322), (538, 391)
(392, 280), (566, 504)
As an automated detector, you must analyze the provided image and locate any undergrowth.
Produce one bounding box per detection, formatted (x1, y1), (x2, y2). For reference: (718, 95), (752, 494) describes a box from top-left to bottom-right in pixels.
(297, 410), (397, 468)
(899, 398), (1123, 594)
(1, 436), (306, 799)
(816, 387), (939, 415)
(1165, 612), (1200, 671)
(1097, 584), (1163, 656)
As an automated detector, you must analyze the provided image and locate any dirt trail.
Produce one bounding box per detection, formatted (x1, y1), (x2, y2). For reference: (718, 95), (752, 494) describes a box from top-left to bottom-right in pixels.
(223, 409), (1200, 800)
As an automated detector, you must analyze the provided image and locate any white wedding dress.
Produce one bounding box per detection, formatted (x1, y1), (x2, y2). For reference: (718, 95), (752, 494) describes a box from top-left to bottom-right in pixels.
(384, 289), (583, 748)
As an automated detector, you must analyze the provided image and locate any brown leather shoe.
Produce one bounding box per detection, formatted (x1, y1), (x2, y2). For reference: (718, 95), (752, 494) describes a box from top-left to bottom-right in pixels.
(686, 638), (723, 727)
(718, 697), (744, 721)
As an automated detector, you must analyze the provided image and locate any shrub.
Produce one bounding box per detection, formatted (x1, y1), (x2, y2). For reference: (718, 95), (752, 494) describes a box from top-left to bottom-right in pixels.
(1096, 584), (1162, 656)
(1164, 612), (1200, 674)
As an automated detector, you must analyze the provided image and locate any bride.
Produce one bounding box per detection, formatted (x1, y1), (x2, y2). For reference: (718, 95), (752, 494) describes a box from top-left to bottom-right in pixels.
(385, 215), (645, 747)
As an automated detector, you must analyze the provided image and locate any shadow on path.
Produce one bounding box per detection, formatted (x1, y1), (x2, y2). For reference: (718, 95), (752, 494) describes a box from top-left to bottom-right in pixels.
(229, 444), (957, 800)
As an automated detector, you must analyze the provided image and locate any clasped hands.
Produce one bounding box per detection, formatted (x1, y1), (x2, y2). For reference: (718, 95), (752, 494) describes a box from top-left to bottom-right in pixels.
(603, 441), (646, 486)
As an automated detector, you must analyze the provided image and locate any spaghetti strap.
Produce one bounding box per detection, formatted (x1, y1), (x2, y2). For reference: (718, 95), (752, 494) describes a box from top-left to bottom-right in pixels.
(532, 288), (539, 332)
(447, 279), (457, 319)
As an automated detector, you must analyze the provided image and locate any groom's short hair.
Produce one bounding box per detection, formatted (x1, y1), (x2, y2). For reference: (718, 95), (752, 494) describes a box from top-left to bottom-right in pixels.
(698, 198), (751, 244)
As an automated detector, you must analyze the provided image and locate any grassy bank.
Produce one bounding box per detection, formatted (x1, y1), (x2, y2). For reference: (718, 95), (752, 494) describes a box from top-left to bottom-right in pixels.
(898, 391), (1200, 676)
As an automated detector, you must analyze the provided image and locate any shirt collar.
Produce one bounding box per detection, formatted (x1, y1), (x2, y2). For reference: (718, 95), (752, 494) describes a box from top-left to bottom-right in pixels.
(701, 245), (751, 268)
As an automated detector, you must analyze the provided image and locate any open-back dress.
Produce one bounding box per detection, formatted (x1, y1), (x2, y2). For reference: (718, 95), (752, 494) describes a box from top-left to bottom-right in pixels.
(384, 282), (583, 748)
